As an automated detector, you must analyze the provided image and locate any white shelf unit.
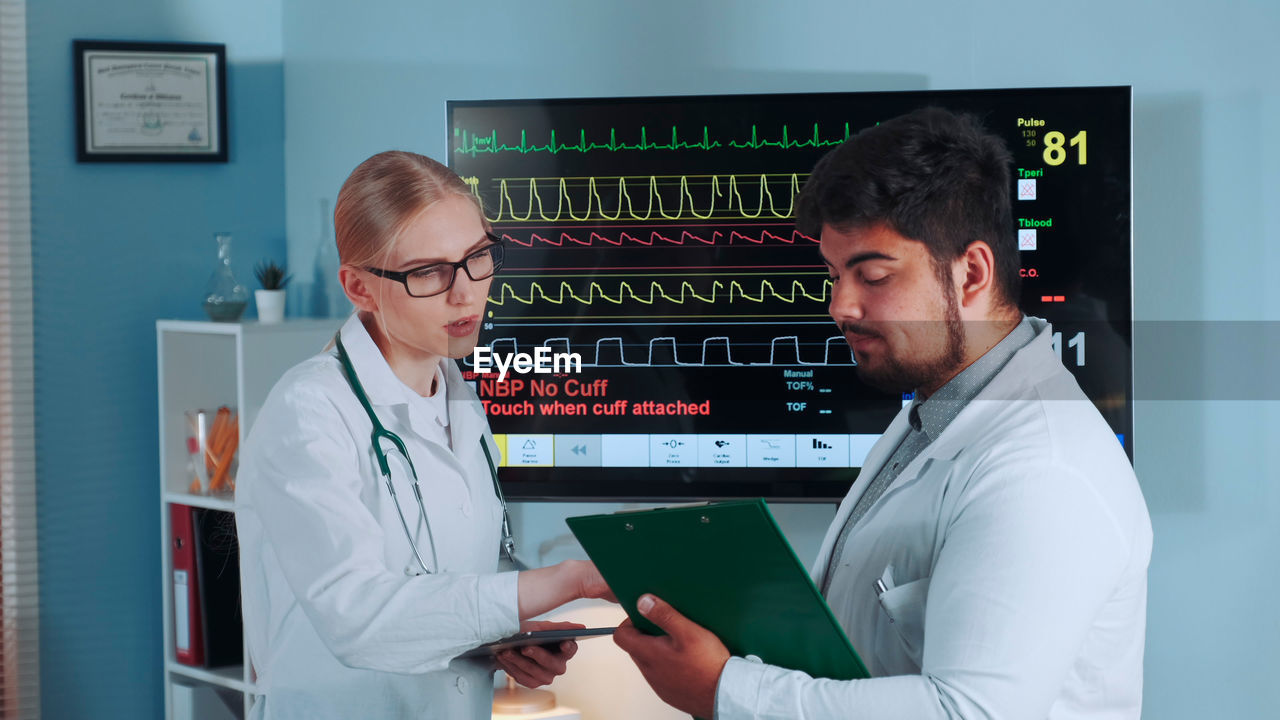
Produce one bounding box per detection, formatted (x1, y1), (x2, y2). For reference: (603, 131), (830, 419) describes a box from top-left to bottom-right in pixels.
(157, 318), (342, 719)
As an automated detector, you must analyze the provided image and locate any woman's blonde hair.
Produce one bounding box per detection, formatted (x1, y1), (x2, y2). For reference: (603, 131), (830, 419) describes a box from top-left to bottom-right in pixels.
(333, 150), (483, 269)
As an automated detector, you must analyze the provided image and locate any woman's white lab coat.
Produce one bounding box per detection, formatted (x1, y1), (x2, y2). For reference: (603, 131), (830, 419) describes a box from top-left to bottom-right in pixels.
(236, 312), (520, 720)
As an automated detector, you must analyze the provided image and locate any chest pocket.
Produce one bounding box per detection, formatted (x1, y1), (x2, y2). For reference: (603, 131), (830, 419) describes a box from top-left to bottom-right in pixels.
(872, 565), (930, 674)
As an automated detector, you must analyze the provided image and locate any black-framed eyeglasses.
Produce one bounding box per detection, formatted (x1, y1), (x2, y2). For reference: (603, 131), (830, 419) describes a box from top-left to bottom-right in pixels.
(365, 234), (505, 298)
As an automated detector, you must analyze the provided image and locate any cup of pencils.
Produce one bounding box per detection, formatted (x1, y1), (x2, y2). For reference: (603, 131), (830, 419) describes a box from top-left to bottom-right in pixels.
(184, 406), (239, 495)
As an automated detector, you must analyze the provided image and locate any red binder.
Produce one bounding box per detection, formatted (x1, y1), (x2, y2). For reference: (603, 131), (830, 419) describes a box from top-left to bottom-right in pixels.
(170, 503), (205, 666)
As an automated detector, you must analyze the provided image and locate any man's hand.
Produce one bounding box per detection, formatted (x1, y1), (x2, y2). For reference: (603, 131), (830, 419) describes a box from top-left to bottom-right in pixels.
(495, 620), (583, 689)
(613, 594), (730, 719)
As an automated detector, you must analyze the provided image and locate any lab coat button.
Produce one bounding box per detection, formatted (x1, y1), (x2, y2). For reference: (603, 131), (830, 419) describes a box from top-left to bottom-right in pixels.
(455, 675), (470, 693)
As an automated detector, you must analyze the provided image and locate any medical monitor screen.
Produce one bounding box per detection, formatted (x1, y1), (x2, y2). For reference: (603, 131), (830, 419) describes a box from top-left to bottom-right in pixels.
(448, 87), (1132, 501)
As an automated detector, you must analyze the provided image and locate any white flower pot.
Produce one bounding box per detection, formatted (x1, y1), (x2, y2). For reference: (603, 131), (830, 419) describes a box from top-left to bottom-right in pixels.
(255, 289), (287, 324)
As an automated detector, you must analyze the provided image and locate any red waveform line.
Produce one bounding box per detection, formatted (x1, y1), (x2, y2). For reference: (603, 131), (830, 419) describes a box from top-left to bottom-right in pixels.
(620, 232), (650, 246)
(499, 229), (818, 247)
(505, 221), (797, 229)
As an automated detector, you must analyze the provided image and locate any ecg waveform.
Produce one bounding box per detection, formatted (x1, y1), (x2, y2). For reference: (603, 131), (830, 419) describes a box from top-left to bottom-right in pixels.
(488, 278), (834, 306)
(453, 123), (854, 156)
(464, 174), (803, 222)
(499, 229), (818, 247)
(470, 336), (855, 367)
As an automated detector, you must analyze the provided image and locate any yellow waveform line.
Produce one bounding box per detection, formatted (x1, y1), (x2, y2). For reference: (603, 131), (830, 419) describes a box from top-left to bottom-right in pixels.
(462, 174), (803, 222)
(488, 279), (833, 306)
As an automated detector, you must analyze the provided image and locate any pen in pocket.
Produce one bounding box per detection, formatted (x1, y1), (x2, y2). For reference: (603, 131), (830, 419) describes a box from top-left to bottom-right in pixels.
(874, 573), (895, 623)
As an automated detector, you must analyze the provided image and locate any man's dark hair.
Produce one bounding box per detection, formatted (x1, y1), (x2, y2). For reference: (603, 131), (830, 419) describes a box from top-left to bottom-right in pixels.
(796, 107), (1020, 309)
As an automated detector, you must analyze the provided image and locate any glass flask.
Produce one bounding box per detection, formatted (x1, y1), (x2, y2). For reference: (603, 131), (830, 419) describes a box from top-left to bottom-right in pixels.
(203, 232), (249, 322)
(312, 198), (348, 317)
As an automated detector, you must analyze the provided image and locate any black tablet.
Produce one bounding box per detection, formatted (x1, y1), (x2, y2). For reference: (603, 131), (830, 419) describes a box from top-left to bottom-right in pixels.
(458, 627), (616, 658)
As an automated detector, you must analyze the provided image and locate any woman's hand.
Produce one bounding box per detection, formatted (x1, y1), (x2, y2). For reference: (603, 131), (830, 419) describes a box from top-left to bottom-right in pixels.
(495, 620), (584, 688)
(567, 559), (616, 603)
(516, 560), (616, 620)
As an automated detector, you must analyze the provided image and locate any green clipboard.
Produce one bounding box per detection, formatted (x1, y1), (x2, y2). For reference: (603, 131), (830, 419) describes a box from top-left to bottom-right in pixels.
(566, 498), (869, 681)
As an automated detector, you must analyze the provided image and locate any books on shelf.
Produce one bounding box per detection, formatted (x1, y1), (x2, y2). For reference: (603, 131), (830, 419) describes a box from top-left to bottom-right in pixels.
(171, 503), (243, 669)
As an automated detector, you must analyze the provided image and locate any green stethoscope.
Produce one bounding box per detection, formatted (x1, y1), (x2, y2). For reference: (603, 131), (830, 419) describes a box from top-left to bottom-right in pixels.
(335, 333), (516, 576)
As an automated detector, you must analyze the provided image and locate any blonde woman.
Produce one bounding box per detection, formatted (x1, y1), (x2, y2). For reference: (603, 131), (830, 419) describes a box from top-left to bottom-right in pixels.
(236, 151), (609, 719)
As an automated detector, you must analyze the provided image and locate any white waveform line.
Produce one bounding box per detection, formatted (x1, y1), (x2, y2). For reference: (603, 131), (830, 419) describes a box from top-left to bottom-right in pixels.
(827, 336), (857, 367)
(461, 336), (855, 367)
(752, 336), (819, 366)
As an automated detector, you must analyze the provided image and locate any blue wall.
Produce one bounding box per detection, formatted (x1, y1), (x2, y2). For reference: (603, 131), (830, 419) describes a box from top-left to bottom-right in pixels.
(24, 0), (1280, 716)
(281, 1), (1280, 718)
(26, 1), (283, 717)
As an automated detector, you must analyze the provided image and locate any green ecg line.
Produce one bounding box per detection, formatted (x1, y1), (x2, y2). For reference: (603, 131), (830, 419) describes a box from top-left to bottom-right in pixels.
(454, 123), (853, 155)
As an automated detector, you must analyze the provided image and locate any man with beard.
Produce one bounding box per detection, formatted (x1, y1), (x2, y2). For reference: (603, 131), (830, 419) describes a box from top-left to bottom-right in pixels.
(613, 108), (1152, 720)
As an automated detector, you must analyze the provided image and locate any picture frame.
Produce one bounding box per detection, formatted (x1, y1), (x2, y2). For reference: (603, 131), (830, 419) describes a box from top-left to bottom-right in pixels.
(74, 40), (228, 163)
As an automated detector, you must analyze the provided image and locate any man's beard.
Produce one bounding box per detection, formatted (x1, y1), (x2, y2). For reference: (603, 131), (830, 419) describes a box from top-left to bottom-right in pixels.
(845, 289), (965, 394)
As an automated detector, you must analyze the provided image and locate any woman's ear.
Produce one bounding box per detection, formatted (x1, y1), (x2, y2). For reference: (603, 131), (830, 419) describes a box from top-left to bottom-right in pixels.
(339, 265), (379, 313)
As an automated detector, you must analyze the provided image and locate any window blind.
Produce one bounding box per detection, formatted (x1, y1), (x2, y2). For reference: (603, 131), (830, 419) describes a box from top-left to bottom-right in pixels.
(0, 0), (40, 716)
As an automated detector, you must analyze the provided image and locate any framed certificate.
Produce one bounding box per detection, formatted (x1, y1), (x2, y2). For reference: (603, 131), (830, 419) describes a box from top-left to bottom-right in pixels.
(74, 40), (228, 162)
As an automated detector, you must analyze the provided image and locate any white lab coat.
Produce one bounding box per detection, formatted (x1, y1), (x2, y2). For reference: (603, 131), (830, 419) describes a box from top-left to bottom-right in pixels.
(715, 318), (1153, 719)
(236, 312), (520, 720)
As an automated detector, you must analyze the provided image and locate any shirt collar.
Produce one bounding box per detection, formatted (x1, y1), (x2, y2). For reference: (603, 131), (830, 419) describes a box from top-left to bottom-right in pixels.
(910, 315), (1037, 441)
(423, 365), (449, 429)
(336, 311), (445, 417)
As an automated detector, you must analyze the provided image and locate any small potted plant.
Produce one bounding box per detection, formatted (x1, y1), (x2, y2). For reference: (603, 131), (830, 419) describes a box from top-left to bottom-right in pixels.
(253, 260), (292, 324)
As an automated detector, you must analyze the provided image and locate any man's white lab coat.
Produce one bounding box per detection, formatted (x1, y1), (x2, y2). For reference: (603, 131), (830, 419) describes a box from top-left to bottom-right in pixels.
(236, 312), (520, 720)
(716, 318), (1152, 719)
